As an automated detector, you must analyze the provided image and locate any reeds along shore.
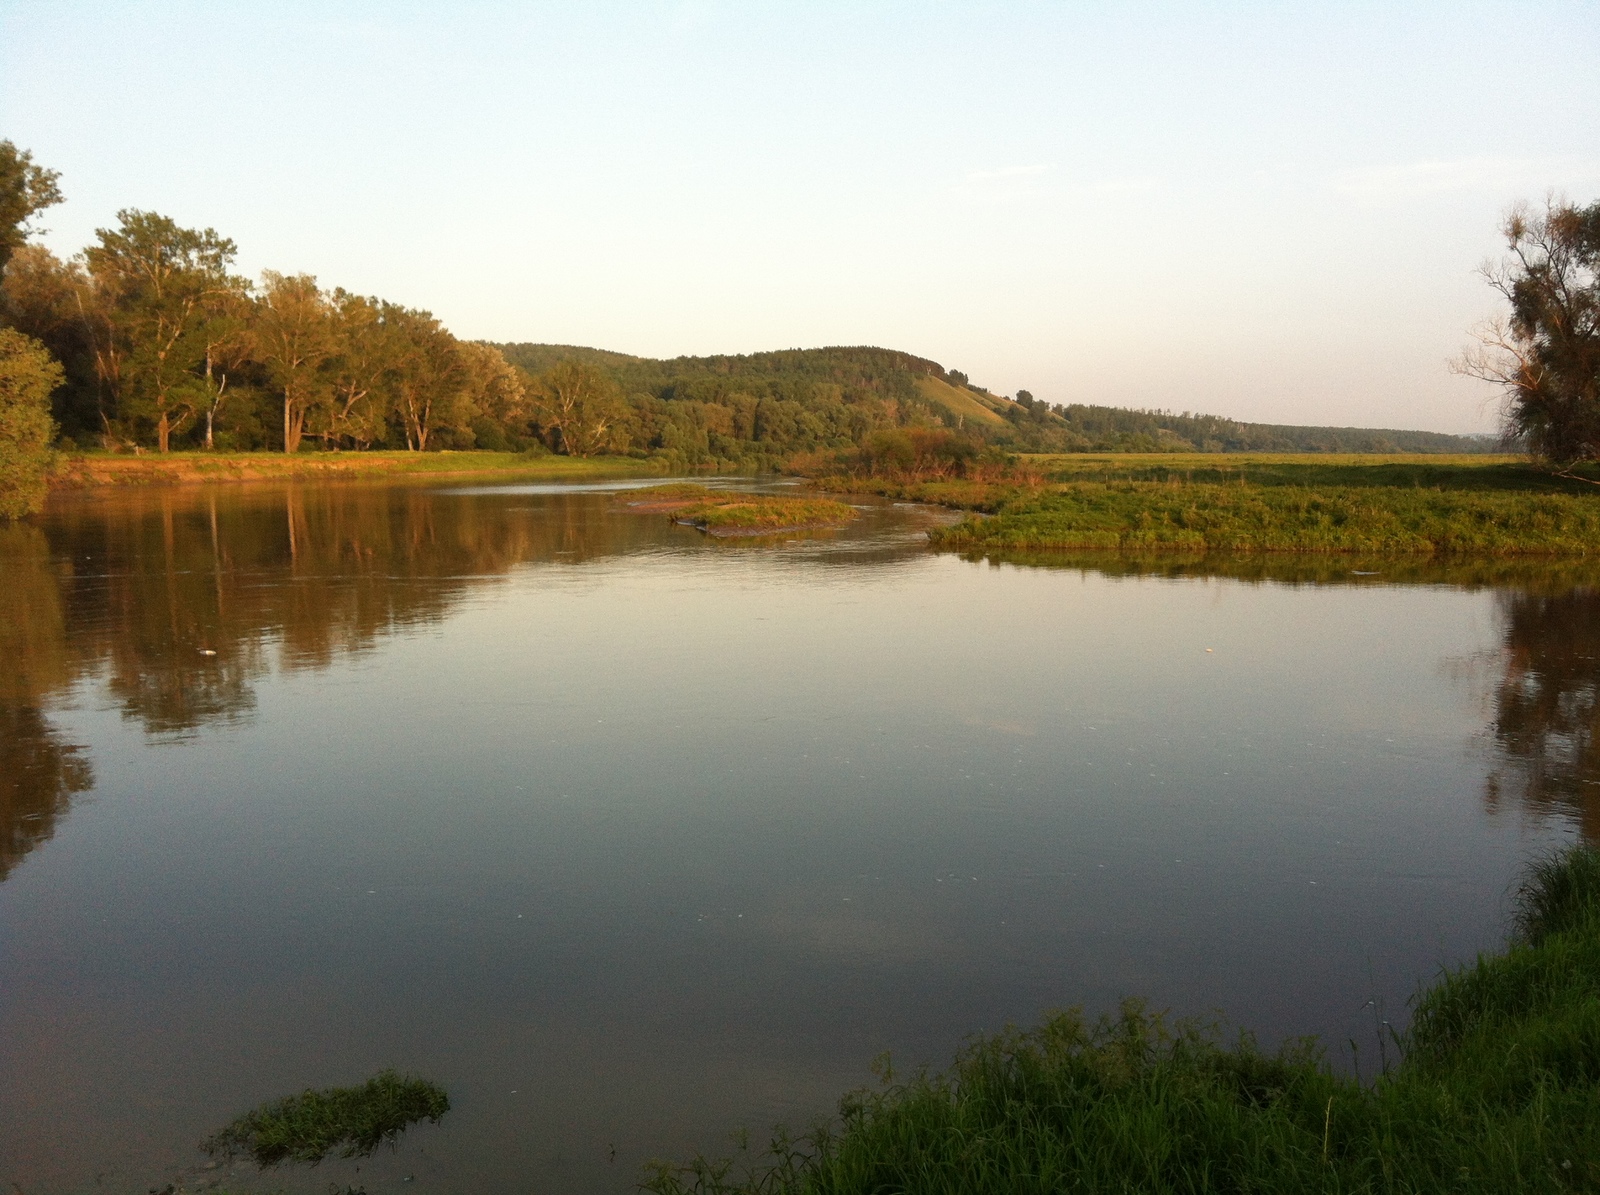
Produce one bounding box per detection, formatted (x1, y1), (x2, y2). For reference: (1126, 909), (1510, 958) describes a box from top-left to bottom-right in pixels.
(644, 845), (1600, 1194)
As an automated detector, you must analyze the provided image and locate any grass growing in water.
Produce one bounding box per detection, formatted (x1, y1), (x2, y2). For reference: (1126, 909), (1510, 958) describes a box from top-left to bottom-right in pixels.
(201, 1070), (449, 1167)
(643, 846), (1600, 1194)
(621, 484), (858, 535)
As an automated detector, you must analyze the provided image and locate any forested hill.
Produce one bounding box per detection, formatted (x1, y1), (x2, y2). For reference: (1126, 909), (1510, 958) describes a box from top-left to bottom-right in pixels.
(0, 181), (1496, 466)
(1047, 407), (1497, 454)
(494, 342), (1499, 460)
(500, 343), (944, 396)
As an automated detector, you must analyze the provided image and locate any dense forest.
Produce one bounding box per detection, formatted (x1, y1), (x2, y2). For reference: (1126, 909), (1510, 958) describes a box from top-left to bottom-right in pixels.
(0, 140), (1496, 478)
(496, 343), (1499, 465)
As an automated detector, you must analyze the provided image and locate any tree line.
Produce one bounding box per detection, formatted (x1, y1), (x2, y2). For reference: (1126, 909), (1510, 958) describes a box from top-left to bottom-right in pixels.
(0, 140), (995, 502)
(3, 205), (531, 457)
(3, 138), (1594, 521)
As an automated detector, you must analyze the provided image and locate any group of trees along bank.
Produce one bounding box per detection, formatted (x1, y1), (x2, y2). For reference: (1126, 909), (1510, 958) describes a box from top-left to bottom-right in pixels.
(3, 139), (1598, 516)
(0, 195), (528, 459)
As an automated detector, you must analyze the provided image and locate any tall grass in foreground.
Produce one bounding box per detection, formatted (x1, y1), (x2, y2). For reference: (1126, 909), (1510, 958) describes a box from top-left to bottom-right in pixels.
(643, 846), (1600, 1194)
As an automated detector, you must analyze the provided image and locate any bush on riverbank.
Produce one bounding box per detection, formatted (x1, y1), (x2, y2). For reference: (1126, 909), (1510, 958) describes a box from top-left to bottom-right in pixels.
(0, 328), (61, 519)
(643, 846), (1600, 1194)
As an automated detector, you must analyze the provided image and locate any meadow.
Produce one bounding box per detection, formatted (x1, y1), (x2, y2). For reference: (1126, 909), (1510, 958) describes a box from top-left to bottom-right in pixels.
(877, 455), (1600, 558)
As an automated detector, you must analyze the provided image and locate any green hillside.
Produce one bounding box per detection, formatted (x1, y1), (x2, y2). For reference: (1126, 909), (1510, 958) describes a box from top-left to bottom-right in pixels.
(912, 374), (1011, 429)
(493, 342), (1500, 465)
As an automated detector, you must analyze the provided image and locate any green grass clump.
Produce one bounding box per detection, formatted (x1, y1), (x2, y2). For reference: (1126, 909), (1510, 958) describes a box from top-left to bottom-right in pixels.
(201, 1069), (449, 1168)
(625, 483), (720, 501)
(930, 481), (1600, 556)
(677, 496), (858, 533)
(621, 486), (858, 533)
(643, 847), (1600, 1194)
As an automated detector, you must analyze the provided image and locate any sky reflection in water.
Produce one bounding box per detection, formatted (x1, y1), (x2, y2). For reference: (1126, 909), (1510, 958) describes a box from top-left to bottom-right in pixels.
(0, 482), (1593, 1194)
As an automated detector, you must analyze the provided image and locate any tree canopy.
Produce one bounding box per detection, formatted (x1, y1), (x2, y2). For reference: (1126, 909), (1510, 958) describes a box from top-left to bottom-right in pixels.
(0, 141), (62, 276)
(1458, 198), (1600, 465)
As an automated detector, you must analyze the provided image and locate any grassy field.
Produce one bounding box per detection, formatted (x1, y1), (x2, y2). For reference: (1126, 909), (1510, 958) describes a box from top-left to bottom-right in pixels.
(620, 484), (858, 535)
(48, 449), (668, 488)
(644, 847), (1600, 1194)
(1024, 453), (1585, 489)
(903, 455), (1600, 558)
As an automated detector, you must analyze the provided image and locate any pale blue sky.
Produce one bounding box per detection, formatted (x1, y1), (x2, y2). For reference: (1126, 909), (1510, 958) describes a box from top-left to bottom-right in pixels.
(3, 1), (1597, 431)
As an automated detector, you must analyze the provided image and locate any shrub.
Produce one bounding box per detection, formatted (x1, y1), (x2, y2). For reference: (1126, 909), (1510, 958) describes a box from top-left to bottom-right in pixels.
(0, 327), (61, 519)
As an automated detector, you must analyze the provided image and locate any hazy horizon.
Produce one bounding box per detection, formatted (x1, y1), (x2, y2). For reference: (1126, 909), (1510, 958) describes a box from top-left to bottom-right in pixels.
(4, 1), (1597, 434)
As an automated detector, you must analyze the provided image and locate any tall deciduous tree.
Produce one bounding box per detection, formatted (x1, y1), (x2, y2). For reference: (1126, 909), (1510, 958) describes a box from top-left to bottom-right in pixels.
(1457, 198), (1600, 465)
(382, 305), (471, 452)
(0, 142), (62, 276)
(254, 272), (334, 454)
(84, 210), (245, 451)
(531, 360), (626, 456)
(0, 245), (101, 442)
(0, 328), (62, 519)
(457, 342), (526, 448)
(317, 291), (392, 449)
(197, 286), (254, 450)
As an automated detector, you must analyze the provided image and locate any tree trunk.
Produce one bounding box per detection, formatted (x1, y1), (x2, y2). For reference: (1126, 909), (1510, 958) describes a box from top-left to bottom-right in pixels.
(283, 392), (304, 454)
(157, 413), (171, 453)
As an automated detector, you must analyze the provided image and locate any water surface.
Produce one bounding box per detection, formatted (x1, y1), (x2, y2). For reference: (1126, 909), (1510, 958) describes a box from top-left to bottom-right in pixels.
(0, 481), (1592, 1193)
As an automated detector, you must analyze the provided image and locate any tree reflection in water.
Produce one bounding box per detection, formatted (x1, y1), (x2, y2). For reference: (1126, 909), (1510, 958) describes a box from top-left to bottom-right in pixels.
(0, 523), (93, 880)
(962, 547), (1600, 842)
(0, 483), (685, 879)
(6, 486), (1600, 882)
(1486, 588), (1600, 839)
(0, 703), (92, 881)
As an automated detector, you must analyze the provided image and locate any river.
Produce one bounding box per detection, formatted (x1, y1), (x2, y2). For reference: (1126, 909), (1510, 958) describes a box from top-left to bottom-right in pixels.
(0, 479), (1592, 1193)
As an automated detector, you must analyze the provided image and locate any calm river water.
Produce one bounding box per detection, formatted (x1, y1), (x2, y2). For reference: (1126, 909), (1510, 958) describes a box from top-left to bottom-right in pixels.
(0, 479), (1594, 1193)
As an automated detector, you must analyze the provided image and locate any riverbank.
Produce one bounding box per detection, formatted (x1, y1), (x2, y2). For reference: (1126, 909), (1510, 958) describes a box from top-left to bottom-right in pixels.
(815, 455), (1600, 557)
(645, 846), (1600, 1194)
(47, 450), (667, 489)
